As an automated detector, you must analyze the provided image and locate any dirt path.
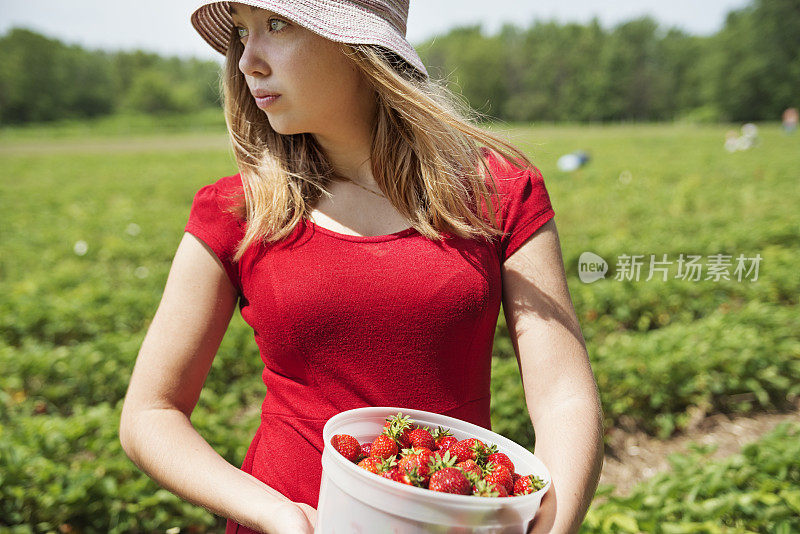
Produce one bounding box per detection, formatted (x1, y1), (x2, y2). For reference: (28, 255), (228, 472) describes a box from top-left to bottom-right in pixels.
(599, 401), (800, 497)
(0, 133), (230, 155)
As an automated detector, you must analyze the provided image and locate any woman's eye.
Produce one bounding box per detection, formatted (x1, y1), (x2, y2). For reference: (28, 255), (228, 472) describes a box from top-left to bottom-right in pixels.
(269, 18), (288, 32)
(233, 18), (287, 40)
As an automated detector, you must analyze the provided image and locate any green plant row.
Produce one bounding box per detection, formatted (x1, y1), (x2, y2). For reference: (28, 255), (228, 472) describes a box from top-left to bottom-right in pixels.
(591, 302), (800, 437)
(566, 245), (797, 343)
(490, 300), (800, 447)
(581, 421), (800, 533)
(0, 319), (261, 421)
(0, 401), (249, 532)
(0, 398), (260, 533)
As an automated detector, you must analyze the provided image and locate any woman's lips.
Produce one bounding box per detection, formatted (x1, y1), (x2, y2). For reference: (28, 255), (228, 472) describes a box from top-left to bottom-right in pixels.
(254, 94), (280, 108)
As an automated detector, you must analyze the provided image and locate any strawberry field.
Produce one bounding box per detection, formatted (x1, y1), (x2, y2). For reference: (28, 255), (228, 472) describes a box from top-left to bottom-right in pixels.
(1, 116), (798, 532)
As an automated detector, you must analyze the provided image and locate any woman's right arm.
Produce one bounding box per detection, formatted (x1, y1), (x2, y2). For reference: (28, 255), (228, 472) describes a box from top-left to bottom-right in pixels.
(119, 232), (314, 533)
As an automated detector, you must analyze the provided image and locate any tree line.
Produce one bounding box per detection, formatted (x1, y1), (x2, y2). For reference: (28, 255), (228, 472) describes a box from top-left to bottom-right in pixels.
(0, 0), (797, 125)
(419, 0), (799, 123)
(0, 29), (221, 124)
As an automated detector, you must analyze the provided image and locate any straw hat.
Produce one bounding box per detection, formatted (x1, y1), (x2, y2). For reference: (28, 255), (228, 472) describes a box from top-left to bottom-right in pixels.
(190, 0), (429, 80)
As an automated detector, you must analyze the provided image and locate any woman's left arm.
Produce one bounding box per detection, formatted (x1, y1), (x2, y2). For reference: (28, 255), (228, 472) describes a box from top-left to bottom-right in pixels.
(500, 218), (604, 534)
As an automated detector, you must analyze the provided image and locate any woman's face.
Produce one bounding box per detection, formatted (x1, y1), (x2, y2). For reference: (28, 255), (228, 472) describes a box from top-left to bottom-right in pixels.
(229, 3), (376, 138)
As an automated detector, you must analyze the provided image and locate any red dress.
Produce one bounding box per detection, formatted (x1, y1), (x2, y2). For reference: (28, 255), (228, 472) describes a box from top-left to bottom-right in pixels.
(183, 148), (555, 533)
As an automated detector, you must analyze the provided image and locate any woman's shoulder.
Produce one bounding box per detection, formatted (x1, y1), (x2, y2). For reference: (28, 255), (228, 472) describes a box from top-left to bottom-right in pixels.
(186, 172), (246, 231)
(477, 146), (548, 212)
(192, 173), (245, 216)
(476, 146), (554, 262)
(478, 146), (535, 186)
(184, 173), (245, 293)
(206, 172), (244, 197)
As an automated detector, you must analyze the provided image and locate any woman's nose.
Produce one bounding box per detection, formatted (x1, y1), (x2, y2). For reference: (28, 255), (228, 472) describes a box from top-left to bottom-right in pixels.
(239, 39), (271, 77)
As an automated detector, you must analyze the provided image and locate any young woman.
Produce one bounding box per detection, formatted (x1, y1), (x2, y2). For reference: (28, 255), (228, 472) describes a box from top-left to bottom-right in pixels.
(119, 1), (604, 533)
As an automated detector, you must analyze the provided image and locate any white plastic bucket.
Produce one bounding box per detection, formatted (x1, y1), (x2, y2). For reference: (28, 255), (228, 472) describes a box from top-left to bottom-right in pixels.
(315, 406), (551, 534)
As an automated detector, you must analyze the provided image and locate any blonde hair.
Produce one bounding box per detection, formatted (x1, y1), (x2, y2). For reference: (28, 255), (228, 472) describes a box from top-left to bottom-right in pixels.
(219, 27), (535, 262)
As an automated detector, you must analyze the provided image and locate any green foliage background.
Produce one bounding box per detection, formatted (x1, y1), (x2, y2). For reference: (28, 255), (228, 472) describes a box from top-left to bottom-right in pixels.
(1, 116), (798, 531)
(1, 0), (799, 124)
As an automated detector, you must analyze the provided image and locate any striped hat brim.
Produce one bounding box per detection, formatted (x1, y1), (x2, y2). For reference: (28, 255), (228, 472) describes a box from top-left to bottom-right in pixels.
(190, 0), (428, 79)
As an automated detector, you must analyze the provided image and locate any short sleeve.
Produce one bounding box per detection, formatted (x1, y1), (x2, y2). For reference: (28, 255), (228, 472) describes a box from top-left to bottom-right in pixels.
(183, 175), (246, 296)
(487, 153), (555, 263)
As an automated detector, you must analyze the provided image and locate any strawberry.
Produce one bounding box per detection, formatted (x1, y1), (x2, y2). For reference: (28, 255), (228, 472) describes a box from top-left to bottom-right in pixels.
(398, 447), (434, 486)
(513, 474), (546, 495)
(370, 434), (399, 459)
(436, 436), (458, 453)
(428, 467), (472, 494)
(472, 478), (508, 497)
(406, 427), (436, 451)
(383, 412), (414, 448)
(331, 434), (362, 463)
(371, 455), (403, 482)
(486, 452), (514, 474)
(484, 462), (514, 495)
(428, 449), (457, 474)
(494, 483), (509, 497)
(392, 465), (425, 486)
(481, 443), (499, 463)
(381, 467), (400, 481)
(399, 446), (432, 458)
(378, 461), (422, 486)
(357, 456), (383, 474)
(347, 412), (536, 497)
(455, 459), (483, 479)
(448, 438), (487, 464)
(370, 451), (409, 486)
(487, 482), (510, 497)
(471, 478), (499, 497)
(431, 426), (454, 451)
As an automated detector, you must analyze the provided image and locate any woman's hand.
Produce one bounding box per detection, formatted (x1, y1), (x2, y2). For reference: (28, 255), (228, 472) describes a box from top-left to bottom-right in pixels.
(258, 500), (317, 533)
(526, 489), (556, 533)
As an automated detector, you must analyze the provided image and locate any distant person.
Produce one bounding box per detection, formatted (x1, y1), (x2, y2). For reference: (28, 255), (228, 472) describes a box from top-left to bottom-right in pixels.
(782, 107), (798, 134)
(740, 123), (759, 150)
(725, 129), (741, 153)
(117, 1), (603, 534)
(557, 150), (591, 172)
(725, 124), (759, 152)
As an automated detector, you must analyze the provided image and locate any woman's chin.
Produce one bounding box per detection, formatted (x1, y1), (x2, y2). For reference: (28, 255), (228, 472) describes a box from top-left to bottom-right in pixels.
(266, 117), (302, 136)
